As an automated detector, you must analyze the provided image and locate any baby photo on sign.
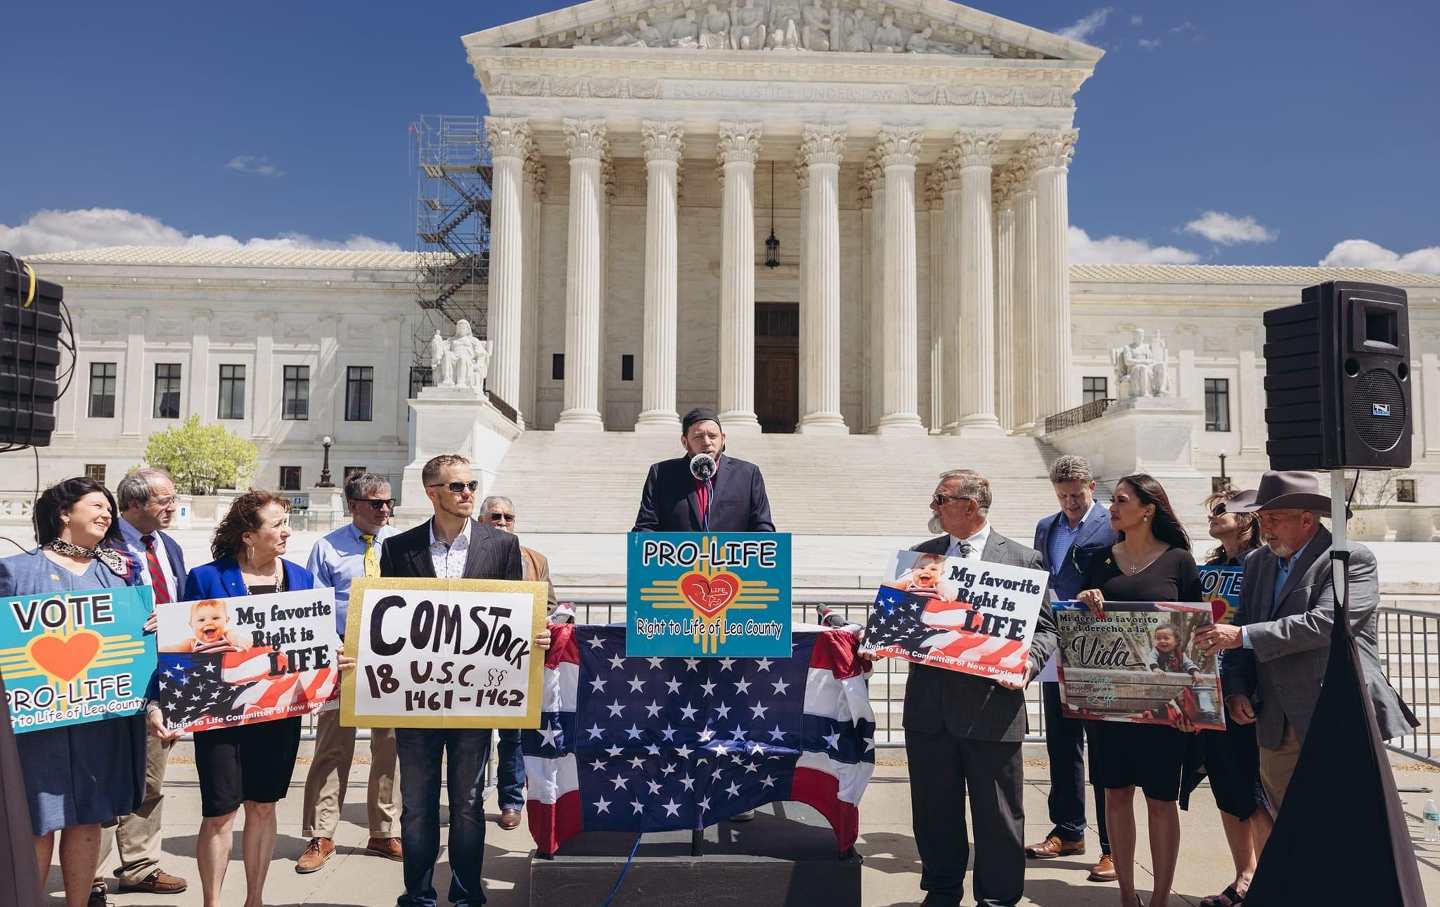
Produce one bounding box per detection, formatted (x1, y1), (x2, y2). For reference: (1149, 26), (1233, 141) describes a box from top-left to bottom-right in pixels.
(1054, 602), (1225, 731)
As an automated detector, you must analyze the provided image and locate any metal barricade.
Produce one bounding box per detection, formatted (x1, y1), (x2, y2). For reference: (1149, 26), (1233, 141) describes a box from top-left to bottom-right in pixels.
(1376, 606), (1440, 767)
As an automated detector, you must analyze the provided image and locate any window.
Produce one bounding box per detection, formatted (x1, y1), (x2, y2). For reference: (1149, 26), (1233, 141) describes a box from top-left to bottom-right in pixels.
(84, 464), (107, 484)
(621, 354), (635, 382)
(345, 366), (374, 421)
(552, 353), (565, 381)
(88, 362), (117, 418)
(1082, 376), (1108, 406)
(409, 366), (433, 399)
(1397, 479), (1417, 503)
(279, 466), (302, 491)
(282, 365), (310, 421)
(152, 363), (182, 419)
(343, 466), (367, 483)
(218, 364), (246, 420)
(1204, 378), (1231, 432)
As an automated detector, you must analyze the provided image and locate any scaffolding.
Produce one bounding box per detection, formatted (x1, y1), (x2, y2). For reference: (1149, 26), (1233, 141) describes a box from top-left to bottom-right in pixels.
(412, 114), (492, 371)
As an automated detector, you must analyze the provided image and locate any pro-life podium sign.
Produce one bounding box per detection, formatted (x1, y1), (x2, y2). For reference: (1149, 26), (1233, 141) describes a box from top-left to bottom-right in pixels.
(626, 532), (791, 658)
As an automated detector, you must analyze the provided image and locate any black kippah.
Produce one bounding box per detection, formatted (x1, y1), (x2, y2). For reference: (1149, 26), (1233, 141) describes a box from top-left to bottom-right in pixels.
(682, 407), (721, 434)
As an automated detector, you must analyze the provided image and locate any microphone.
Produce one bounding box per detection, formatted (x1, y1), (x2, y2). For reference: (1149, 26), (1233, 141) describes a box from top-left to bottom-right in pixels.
(689, 453), (716, 481)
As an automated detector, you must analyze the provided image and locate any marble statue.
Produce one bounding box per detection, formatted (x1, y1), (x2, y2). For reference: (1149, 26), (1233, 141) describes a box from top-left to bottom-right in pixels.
(768, 0), (802, 49)
(800, 0), (831, 51)
(872, 12), (904, 52)
(700, 3), (731, 49)
(731, 0), (767, 50)
(1150, 332), (1171, 396)
(906, 25), (933, 53)
(432, 319), (491, 393)
(669, 10), (701, 47)
(841, 10), (872, 52)
(428, 330), (449, 385)
(1113, 328), (1160, 399)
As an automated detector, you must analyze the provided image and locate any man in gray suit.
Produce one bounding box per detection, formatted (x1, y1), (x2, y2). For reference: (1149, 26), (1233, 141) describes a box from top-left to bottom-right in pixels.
(904, 469), (1058, 907)
(1201, 470), (1415, 810)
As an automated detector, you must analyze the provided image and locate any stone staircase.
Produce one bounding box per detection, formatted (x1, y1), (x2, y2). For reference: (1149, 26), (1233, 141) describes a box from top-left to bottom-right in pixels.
(489, 430), (1066, 539)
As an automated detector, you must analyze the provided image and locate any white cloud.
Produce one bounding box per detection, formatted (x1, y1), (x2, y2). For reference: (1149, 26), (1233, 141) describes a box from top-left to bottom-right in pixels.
(0, 208), (400, 256)
(1137, 37), (1161, 50)
(1057, 7), (1113, 42)
(1170, 20), (1197, 34)
(1130, 14), (1144, 26)
(1068, 225), (1201, 264)
(1320, 239), (1440, 275)
(1183, 211), (1276, 245)
(226, 155), (284, 177)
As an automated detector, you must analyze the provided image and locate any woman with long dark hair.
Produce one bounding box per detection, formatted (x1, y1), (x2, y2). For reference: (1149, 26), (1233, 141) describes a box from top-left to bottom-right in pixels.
(179, 490), (314, 907)
(1076, 474), (1202, 907)
(1192, 489), (1272, 907)
(0, 478), (145, 907)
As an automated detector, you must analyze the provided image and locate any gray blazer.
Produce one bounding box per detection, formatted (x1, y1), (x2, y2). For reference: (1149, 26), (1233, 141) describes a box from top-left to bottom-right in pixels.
(1224, 526), (1414, 747)
(901, 530), (1058, 743)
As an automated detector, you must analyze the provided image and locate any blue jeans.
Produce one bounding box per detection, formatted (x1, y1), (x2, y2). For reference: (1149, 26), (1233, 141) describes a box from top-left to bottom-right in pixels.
(495, 729), (525, 811)
(395, 728), (492, 907)
(1042, 681), (1109, 851)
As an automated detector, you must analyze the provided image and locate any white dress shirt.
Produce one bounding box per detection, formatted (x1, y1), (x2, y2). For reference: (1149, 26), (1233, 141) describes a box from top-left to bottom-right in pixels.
(428, 518), (473, 579)
(946, 522), (992, 559)
(117, 515), (178, 601)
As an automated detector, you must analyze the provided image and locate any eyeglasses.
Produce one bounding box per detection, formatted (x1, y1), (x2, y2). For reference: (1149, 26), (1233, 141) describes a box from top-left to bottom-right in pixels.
(932, 492), (974, 507)
(148, 496), (177, 509)
(487, 512), (515, 523)
(351, 498), (396, 511)
(427, 480), (479, 494)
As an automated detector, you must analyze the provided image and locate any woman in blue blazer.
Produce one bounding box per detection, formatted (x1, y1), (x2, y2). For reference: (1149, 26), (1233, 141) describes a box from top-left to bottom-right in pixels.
(176, 490), (314, 907)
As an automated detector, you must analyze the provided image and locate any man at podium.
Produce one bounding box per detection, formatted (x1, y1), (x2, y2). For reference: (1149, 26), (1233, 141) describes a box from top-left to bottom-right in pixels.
(632, 407), (775, 533)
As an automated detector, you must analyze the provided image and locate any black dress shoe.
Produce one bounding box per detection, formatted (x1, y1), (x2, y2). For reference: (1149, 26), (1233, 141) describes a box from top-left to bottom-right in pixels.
(88, 883), (108, 907)
(921, 895), (960, 907)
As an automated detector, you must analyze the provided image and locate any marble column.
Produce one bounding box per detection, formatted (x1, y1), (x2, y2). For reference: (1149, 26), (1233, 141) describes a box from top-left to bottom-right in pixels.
(877, 126), (925, 434)
(863, 154), (884, 431)
(1011, 166), (1038, 430)
(520, 154), (546, 423)
(925, 168), (947, 432)
(716, 121), (762, 433)
(794, 152), (810, 425)
(950, 130), (1002, 435)
(798, 123), (847, 434)
(1027, 129), (1079, 421)
(556, 118), (607, 431)
(485, 116), (530, 421)
(121, 308), (146, 437)
(993, 166), (1017, 431)
(939, 161), (963, 432)
(637, 120), (684, 431)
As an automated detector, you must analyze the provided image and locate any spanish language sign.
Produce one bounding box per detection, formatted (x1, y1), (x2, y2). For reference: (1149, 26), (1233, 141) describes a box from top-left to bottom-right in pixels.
(626, 532), (792, 658)
(1055, 601), (1226, 731)
(1199, 564), (1244, 626)
(1, 585), (155, 734)
(154, 589), (339, 732)
(859, 550), (1049, 686)
(341, 578), (545, 729)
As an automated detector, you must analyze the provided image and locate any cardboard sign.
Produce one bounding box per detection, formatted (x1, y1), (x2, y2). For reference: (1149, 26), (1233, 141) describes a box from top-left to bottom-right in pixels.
(1055, 601), (1226, 731)
(342, 578), (545, 729)
(0, 586), (155, 734)
(859, 551), (1049, 686)
(154, 588), (339, 732)
(625, 532), (792, 658)
(1198, 564), (1244, 625)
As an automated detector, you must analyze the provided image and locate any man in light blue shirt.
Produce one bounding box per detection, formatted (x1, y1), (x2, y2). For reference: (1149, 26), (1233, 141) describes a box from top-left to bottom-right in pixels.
(297, 473), (403, 872)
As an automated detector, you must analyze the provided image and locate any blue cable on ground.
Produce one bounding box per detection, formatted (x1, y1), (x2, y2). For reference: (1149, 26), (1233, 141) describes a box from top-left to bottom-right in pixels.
(598, 832), (645, 907)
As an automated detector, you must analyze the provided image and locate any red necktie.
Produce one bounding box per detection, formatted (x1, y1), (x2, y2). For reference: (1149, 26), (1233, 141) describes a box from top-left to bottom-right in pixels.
(695, 479), (710, 529)
(141, 534), (172, 604)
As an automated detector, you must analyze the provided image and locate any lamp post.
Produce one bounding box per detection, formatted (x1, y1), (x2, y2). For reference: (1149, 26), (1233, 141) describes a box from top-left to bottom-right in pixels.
(318, 435), (335, 488)
(1217, 451), (1229, 493)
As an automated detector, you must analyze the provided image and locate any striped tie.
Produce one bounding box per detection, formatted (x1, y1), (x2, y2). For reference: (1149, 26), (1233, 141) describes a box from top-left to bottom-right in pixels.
(361, 534), (380, 578)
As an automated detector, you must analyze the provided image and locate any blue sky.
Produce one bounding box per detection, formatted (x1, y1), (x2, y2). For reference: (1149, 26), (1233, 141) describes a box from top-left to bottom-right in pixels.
(2, 0), (1437, 271)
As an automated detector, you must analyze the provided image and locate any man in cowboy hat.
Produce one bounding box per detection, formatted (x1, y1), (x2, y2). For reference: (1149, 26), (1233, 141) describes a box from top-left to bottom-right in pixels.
(1197, 470), (1415, 809)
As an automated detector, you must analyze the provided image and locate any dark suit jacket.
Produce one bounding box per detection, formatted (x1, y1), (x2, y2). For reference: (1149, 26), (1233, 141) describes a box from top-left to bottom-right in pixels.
(1223, 526), (1414, 747)
(379, 518), (522, 582)
(121, 529), (186, 594)
(1033, 502), (1116, 601)
(183, 557), (315, 601)
(901, 530), (1059, 743)
(632, 454), (775, 532)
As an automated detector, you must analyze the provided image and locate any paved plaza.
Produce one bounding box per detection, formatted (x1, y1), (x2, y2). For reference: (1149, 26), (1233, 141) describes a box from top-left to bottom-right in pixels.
(67, 747), (1440, 907)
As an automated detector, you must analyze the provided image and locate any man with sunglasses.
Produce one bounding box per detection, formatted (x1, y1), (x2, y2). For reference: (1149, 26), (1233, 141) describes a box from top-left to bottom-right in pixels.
(479, 496), (557, 832)
(298, 472), (403, 872)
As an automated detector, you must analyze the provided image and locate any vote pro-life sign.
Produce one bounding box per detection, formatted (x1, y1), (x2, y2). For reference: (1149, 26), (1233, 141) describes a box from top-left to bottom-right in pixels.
(626, 533), (791, 658)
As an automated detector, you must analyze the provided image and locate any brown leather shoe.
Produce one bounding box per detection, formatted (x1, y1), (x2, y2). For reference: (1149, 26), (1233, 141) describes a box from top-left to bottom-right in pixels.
(366, 836), (404, 861)
(1025, 834), (1085, 858)
(118, 869), (188, 894)
(1088, 854), (1118, 882)
(296, 837), (335, 873)
(497, 808), (522, 830)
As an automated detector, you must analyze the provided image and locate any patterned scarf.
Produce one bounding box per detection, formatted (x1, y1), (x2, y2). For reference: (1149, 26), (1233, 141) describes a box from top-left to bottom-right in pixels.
(45, 538), (130, 578)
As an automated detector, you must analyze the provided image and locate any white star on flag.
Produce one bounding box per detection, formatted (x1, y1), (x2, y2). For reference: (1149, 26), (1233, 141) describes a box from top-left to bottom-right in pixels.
(718, 657), (736, 671)
(646, 657), (665, 670)
(595, 797), (611, 813)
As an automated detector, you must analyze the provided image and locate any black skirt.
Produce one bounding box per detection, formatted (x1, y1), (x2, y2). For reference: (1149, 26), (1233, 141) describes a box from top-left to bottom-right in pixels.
(1087, 719), (1191, 802)
(194, 717), (302, 817)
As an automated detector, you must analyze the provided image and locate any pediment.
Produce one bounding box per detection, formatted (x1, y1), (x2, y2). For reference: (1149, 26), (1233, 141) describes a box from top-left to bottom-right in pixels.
(463, 0), (1103, 63)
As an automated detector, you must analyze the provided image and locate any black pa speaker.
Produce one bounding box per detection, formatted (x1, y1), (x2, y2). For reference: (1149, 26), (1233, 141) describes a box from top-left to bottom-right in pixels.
(0, 254), (64, 448)
(1262, 281), (1411, 471)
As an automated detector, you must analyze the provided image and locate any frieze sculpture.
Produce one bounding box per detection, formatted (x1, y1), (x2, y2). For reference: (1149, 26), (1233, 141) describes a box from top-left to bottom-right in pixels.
(548, 1), (999, 56)
(429, 320), (492, 394)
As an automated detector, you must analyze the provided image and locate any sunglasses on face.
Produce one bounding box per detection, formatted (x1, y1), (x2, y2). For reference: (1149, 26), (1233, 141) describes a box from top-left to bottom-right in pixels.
(932, 493), (973, 507)
(427, 481), (479, 494)
(487, 512), (515, 523)
(352, 498), (396, 511)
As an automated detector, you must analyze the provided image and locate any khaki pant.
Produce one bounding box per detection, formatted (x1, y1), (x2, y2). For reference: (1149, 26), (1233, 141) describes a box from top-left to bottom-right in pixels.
(1259, 723), (1303, 812)
(97, 732), (172, 885)
(301, 707), (399, 839)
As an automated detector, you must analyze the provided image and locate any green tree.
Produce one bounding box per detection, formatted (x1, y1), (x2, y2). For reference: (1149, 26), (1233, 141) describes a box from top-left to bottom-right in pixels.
(144, 416), (258, 494)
